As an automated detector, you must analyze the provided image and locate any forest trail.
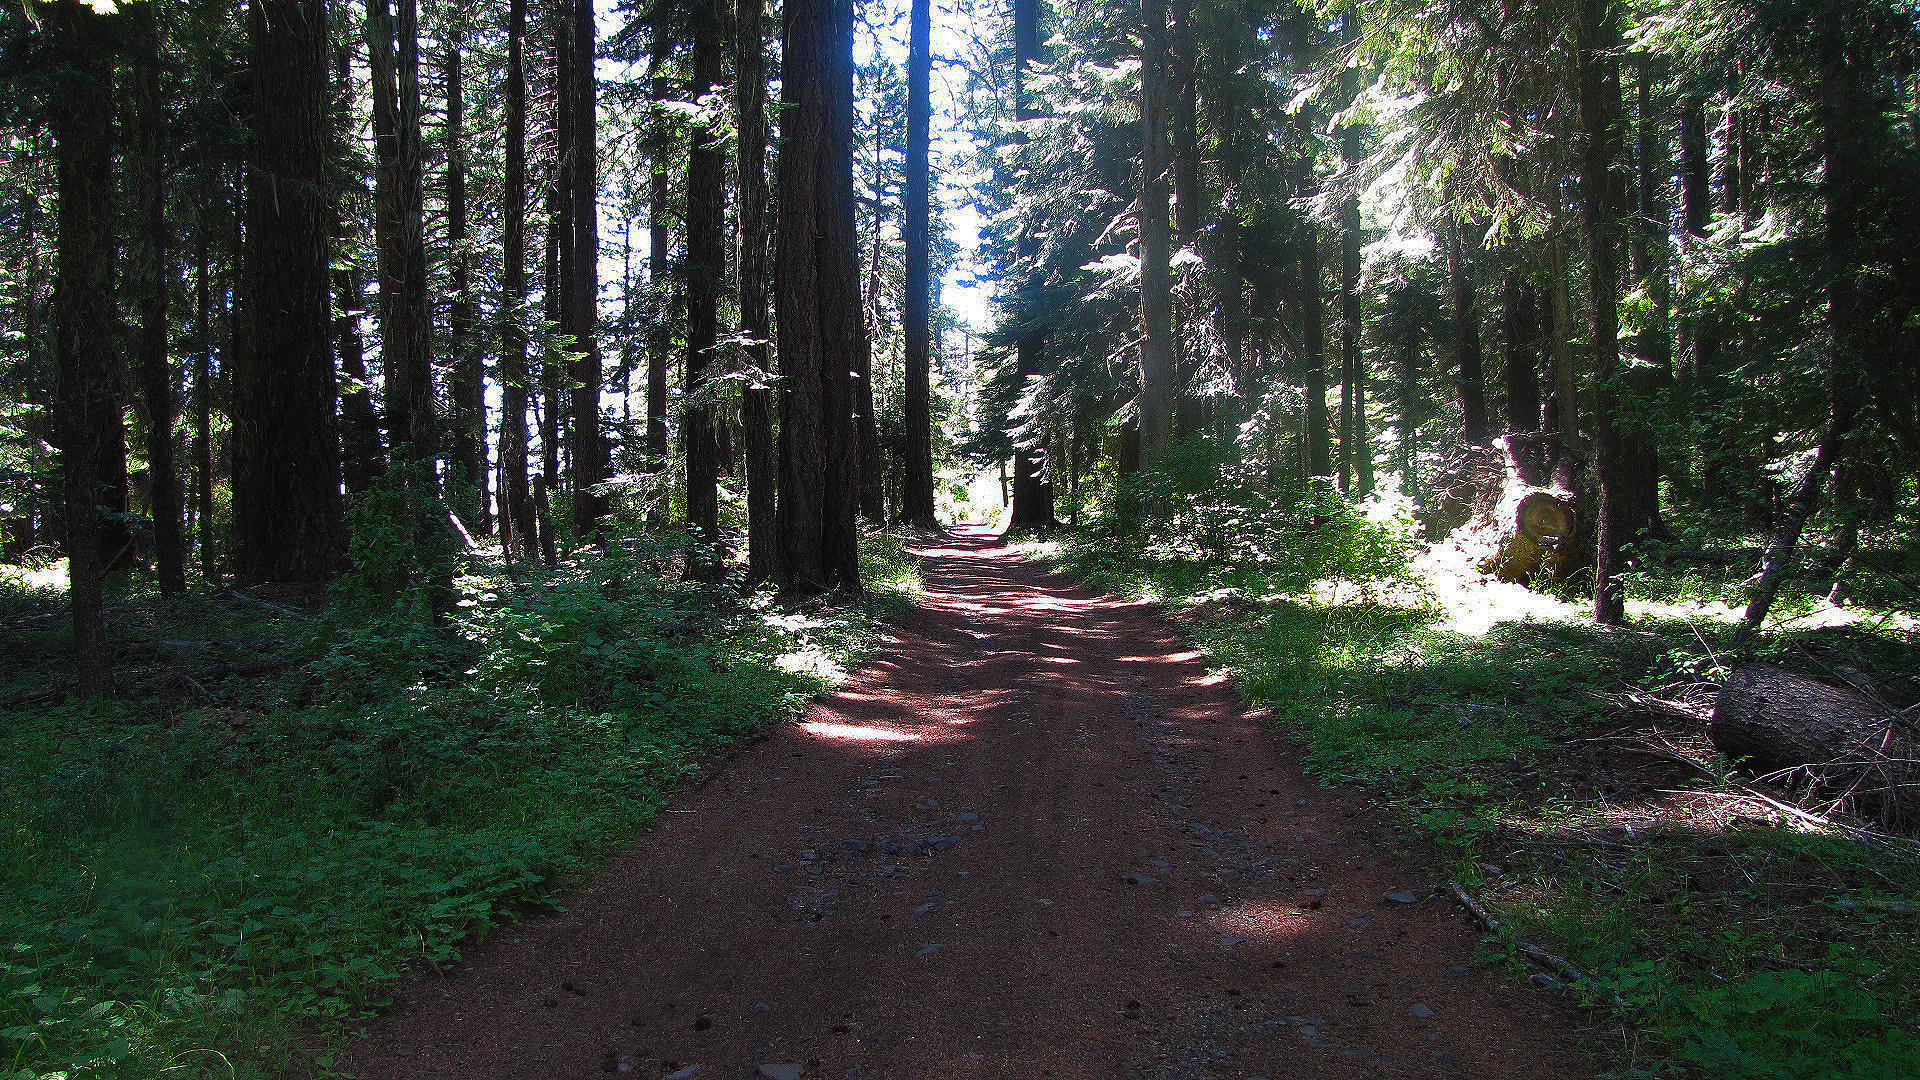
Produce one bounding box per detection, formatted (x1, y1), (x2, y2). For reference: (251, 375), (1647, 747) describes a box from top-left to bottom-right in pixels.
(341, 527), (1587, 1080)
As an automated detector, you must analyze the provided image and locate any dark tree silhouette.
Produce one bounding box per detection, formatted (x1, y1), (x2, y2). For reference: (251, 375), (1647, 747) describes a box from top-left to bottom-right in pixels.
(774, 0), (865, 593)
(232, 0), (345, 583)
(900, 0), (937, 527)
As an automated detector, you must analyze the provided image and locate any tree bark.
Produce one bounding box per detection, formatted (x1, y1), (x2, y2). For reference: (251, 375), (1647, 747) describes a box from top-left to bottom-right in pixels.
(564, 0), (602, 530)
(565, 0), (607, 535)
(736, 0), (778, 581)
(1006, 0), (1055, 530)
(1297, 140), (1329, 478)
(1502, 266), (1542, 433)
(367, 0), (436, 464)
(1545, 224), (1578, 441)
(51, 1), (121, 693)
(1710, 666), (1916, 828)
(684, 0), (727, 572)
(775, 0), (865, 593)
(131, 4), (184, 595)
(193, 205), (218, 581)
(496, 0), (538, 563)
(1577, 0), (1639, 626)
(1447, 220), (1490, 446)
(444, 28), (488, 531)
(233, 0), (345, 583)
(899, 0), (938, 527)
(645, 24), (674, 532)
(329, 46), (381, 498)
(1135, 0), (1175, 478)
(1337, 119), (1368, 493)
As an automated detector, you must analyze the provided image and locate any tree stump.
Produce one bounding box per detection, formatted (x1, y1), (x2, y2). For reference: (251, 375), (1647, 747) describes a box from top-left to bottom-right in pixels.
(1437, 433), (1585, 585)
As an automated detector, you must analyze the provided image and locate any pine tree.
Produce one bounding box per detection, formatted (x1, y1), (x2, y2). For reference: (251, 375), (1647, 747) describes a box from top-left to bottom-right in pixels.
(775, 0), (865, 593)
(232, 0), (345, 583)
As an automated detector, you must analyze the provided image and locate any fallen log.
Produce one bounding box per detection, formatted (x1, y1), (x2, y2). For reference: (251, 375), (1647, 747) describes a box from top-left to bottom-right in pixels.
(1711, 664), (1918, 829)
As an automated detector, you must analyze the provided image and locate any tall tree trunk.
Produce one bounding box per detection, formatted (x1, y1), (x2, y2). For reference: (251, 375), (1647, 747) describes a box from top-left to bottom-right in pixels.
(854, 291), (885, 523)
(1336, 12), (1368, 494)
(645, 25), (674, 532)
(1632, 60), (1673, 505)
(1337, 131), (1365, 493)
(1298, 155), (1329, 478)
(1447, 220), (1490, 446)
(1199, 67), (1247, 411)
(552, 0), (576, 501)
(899, 0), (937, 527)
(366, 0), (435, 463)
(565, 0), (608, 535)
(684, 0), (726, 571)
(1394, 341), (1421, 501)
(233, 0), (345, 583)
(444, 27), (488, 530)
(1006, 0), (1054, 529)
(193, 206), (218, 582)
(332, 46), (381, 496)
(775, 0), (865, 593)
(1545, 222), (1578, 438)
(496, 0), (538, 562)
(132, 3), (184, 595)
(1135, 0), (1174, 479)
(1166, 0), (1198, 436)
(369, 0), (454, 608)
(335, 257), (381, 493)
(1679, 94), (1710, 239)
(736, 0), (778, 581)
(50, 1), (120, 693)
(541, 192), (563, 504)
(1578, 0), (1642, 626)
(1502, 266), (1542, 432)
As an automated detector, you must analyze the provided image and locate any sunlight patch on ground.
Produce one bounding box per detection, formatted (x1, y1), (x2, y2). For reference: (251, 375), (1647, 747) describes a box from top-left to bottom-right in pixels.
(1411, 544), (1919, 639)
(1205, 899), (1314, 943)
(762, 611), (856, 680)
(1116, 651), (1203, 663)
(799, 721), (923, 742)
(1, 560), (68, 593)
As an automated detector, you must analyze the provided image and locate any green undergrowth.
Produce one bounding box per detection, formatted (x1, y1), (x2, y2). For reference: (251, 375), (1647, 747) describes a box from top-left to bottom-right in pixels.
(1036, 531), (1920, 1080)
(0, 532), (919, 1080)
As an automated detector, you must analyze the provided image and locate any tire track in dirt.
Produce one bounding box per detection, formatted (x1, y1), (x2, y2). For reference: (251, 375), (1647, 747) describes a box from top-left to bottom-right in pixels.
(339, 526), (1588, 1080)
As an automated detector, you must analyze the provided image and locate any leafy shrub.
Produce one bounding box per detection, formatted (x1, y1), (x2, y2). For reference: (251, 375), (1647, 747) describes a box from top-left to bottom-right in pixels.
(0, 537), (911, 1079)
(1097, 434), (1419, 598)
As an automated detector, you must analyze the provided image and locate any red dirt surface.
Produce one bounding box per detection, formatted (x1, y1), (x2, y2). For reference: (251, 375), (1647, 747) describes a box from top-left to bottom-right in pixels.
(339, 527), (1590, 1080)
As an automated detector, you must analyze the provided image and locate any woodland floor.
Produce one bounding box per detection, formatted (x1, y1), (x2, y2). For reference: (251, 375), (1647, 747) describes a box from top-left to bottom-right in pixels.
(339, 526), (1587, 1080)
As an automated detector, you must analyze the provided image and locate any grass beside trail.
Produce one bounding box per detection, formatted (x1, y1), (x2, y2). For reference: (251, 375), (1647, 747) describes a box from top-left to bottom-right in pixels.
(0, 533), (919, 1080)
(1034, 532), (1920, 1080)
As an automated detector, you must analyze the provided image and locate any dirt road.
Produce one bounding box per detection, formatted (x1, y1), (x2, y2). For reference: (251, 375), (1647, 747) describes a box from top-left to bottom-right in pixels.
(342, 527), (1586, 1079)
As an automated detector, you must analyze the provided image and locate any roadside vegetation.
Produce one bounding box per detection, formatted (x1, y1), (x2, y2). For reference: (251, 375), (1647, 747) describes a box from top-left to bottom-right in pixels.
(1029, 452), (1920, 1080)
(0, 530), (919, 1080)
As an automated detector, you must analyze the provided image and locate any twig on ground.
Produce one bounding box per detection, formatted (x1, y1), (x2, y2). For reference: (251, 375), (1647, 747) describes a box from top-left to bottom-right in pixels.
(1659, 787), (1920, 851)
(1448, 883), (1626, 1008)
(228, 590), (317, 622)
(0, 685), (65, 708)
(177, 674), (216, 704)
